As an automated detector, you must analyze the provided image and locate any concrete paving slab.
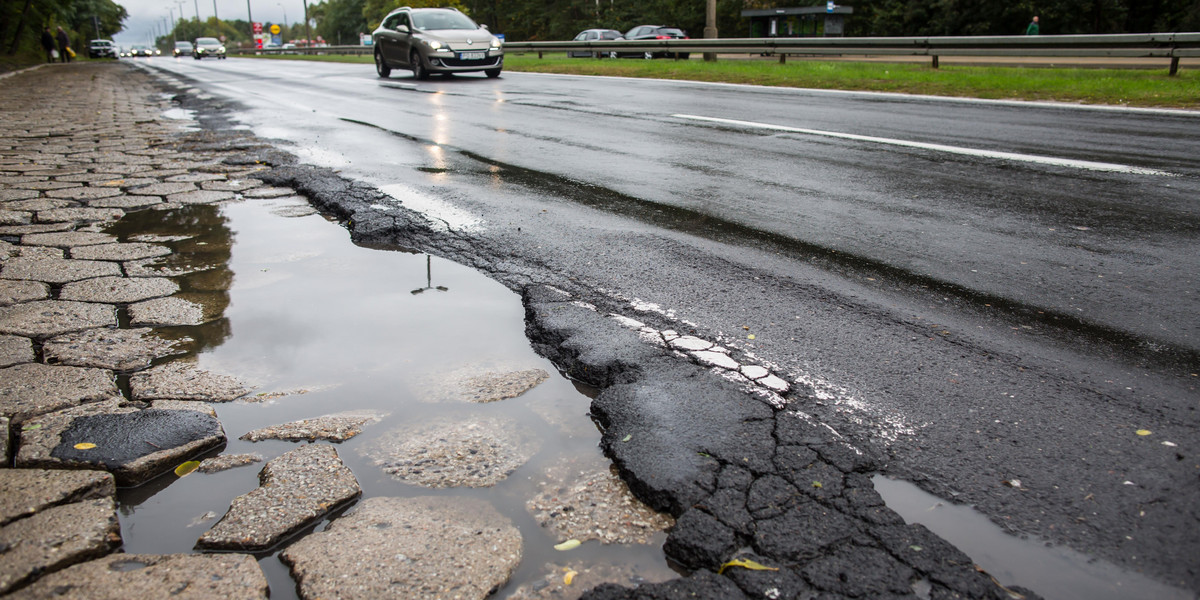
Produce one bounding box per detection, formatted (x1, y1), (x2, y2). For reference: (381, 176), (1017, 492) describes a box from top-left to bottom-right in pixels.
(241, 186), (295, 199)
(197, 453), (263, 473)
(0, 469), (115, 526)
(0, 222), (72, 235)
(0, 189), (38, 202)
(43, 327), (189, 371)
(166, 190), (236, 205)
(130, 361), (251, 402)
(281, 496), (522, 600)
(202, 179), (263, 192)
(7, 553), (269, 600)
(0, 300), (116, 338)
(14, 398), (226, 486)
(418, 367), (550, 403)
(0, 209), (30, 225)
(127, 182), (196, 196)
(0, 497), (121, 595)
(0, 257), (122, 284)
(127, 295), (210, 325)
(59, 276), (178, 304)
(5, 199), (77, 212)
(19, 231), (116, 248)
(0, 334), (34, 367)
(86, 195), (163, 209)
(239, 410), (387, 442)
(0, 280), (49, 306)
(197, 444), (361, 551)
(527, 457), (674, 545)
(0, 362), (118, 424)
(43, 187), (123, 201)
(68, 242), (171, 262)
(35, 207), (125, 223)
(361, 413), (538, 488)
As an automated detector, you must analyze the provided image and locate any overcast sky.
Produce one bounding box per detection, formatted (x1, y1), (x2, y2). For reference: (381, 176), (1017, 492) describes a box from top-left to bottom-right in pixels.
(113, 0), (304, 45)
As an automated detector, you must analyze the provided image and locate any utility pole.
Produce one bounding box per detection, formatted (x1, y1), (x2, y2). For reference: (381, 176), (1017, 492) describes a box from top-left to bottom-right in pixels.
(302, 0), (311, 45)
(703, 0), (717, 62)
(194, 0), (200, 22)
(212, 0), (219, 22)
(246, 0), (253, 29)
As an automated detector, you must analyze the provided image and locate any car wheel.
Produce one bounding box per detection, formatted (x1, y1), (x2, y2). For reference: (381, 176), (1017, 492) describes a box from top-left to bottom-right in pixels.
(485, 68), (501, 78)
(374, 48), (391, 78)
(410, 50), (429, 80)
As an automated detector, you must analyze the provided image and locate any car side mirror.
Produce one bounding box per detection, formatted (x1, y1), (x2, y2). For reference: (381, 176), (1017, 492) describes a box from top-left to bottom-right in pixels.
(481, 24), (489, 30)
(398, 24), (409, 33)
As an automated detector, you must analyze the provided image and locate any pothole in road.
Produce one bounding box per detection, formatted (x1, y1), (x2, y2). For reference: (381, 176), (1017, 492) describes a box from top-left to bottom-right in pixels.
(872, 476), (1193, 600)
(105, 197), (677, 599)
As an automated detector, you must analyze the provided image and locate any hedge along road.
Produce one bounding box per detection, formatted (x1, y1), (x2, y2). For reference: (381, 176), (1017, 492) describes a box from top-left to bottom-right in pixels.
(133, 56), (1199, 597)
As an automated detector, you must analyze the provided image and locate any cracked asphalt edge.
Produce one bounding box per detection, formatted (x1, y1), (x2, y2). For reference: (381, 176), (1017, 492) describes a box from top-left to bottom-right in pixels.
(142, 62), (1038, 600)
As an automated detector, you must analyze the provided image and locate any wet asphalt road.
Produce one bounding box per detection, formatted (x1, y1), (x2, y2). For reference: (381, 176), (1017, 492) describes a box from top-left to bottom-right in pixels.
(135, 57), (1199, 592)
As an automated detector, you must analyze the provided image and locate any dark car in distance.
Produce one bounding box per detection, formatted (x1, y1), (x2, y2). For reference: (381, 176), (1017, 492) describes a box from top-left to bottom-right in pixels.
(193, 37), (226, 59)
(372, 7), (503, 79)
(129, 45), (156, 57)
(569, 29), (623, 58)
(88, 39), (117, 59)
(174, 41), (193, 57)
(622, 25), (689, 59)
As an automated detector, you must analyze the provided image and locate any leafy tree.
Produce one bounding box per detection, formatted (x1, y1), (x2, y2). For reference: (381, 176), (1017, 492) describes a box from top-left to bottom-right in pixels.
(3, 0), (127, 57)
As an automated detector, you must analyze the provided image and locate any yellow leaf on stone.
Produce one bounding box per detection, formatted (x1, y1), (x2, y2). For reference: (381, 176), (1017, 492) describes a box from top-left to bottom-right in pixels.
(174, 461), (201, 477)
(564, 570), (578, 585)
(718, 558), (779, 575)
(74, 443), (96, 450)
(1136, 429), (1152, 436)
(554, 539), (581, 551)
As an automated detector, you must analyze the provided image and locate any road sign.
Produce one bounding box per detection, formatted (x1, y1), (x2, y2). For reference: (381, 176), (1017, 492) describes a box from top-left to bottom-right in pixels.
(253, 22), (263, 34)
(270, 24), (281, 35)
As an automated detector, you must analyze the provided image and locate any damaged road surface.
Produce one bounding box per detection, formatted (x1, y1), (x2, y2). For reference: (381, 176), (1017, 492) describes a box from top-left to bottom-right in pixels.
(65, 58), (1200, 599)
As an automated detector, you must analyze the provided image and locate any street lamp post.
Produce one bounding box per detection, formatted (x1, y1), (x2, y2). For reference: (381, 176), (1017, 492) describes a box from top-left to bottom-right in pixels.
(302, 0), (311, 46)
(194, 0), (200, 22)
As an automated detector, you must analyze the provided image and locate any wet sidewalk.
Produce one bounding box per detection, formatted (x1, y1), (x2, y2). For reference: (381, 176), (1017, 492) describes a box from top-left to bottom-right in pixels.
(0, 62), (683, 599)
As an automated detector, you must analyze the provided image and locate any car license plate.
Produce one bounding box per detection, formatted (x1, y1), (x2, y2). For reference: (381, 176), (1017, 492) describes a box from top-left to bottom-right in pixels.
(459, 51), (486, 60)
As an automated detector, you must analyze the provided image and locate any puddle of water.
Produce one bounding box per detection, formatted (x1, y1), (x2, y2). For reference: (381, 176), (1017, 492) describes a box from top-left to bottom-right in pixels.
(872, 475), (1193, 600)
(104, 198), (676, 599)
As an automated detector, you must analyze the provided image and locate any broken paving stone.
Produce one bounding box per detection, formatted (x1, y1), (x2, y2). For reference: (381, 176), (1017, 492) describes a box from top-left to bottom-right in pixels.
(69, 242), (171, 262)
(270, 204), (318, 218)
(5, 245), (62, 260)
(202, 179), (262, 192)
(128, 295), (211, 326)
(19, 231), (115, 248)
(239, 410), (387, 443)
(167, 190), (235, 205)
(241, 186), (295, 199)
(124, 256), (215, 278)
(361, 413), (538, 488)
(692, 349), (741, 370)
(506, 559), (677, 600)
(0, 469), (115, 526)
(36, 207), (125, 224)
(0, 209), (30, 225)
(15, 398), (226, 486)
(8, 553), (269, 600)
(0, 497), (122, 595)
(86, 195), (163, 209)
(0, 300), (116, 338)
(0, 257), (122, 284)
(43, 187), (123, 201)
(0, 222), (73, 236)
(197, 444), (360, 551)
(416, 366), (550, 403)
(43, 327), (190, 371)
(527, 457), (674, 545)
(0, 280), (49, 306)
(6, 198), (77, 212)
(127, 181), (196, 196)
(281, 496), (521, 600)
(0, 335), (34, 367)
(198, 453), (263, 474)
(131, 362), (250, 402)
(0, 362), (119, 424)
(59, 276), (178, 304)
(0, 189), (38, 201)
(166, 173), (226, 183)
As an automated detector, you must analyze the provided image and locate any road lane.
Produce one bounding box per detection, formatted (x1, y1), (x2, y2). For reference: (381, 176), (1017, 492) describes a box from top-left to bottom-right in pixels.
(136, 56), (1200, 593)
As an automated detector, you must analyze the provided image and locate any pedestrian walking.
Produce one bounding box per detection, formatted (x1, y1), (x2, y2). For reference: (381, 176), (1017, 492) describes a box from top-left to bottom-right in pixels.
(40, 27), (57, 63)
(55, 26), (72, 63)
(1026, 16), (1040, 35)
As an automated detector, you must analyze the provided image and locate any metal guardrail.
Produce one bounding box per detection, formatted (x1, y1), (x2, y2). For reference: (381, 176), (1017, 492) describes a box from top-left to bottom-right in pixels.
(231, 33), (1200, 74)
(502, 32), (1200, 74)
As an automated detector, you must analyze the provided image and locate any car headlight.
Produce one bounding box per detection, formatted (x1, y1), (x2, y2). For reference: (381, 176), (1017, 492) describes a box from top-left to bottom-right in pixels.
(219, 46), (226, 53)
(155, 49), (161, 54)
(424, 39), (443, 50)
(490, 37), (502, 48)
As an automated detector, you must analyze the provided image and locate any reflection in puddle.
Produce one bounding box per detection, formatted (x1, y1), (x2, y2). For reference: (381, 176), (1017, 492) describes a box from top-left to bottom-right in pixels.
(379, 182), (484, 232)
(109, 198), (674, 599)
(872, 476), (1193, 600)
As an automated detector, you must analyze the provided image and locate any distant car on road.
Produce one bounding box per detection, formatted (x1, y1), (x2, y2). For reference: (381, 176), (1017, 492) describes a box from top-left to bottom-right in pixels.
(174, 41), (193, 57)
(193, 37), (226, 59)
(622, 25), (689, 59)
(569, 29), (623, 58)
(372, 6), (503, 80)
(88, 39), (117, 59)
(129, 45), (155, 57)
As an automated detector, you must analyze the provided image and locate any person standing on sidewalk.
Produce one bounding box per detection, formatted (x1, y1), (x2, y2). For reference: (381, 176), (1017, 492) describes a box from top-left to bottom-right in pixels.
(1026, 16), (1040, 35)
(41, 27), (57, 62)
(56, 26), (72, 62)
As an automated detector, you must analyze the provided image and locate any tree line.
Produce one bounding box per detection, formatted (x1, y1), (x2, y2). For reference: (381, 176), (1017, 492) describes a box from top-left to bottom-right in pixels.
(1, 0), (126, 57)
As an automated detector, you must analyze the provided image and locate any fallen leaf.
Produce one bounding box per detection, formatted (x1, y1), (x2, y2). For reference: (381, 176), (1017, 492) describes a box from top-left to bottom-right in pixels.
(554, 539), (581, 551)
(1136, 429), (1152, 436)
(74, 443), (96, 450)
(812, 481), (823, 489)
(621, 434), (632, 442)
(747, 334), (756, 339)
(21, 424), (42, 431)
(909, 545), (923, 552)
(563, 570), (578, 585)
(718, 558), (779, 575)
(174, 460), (201, 477)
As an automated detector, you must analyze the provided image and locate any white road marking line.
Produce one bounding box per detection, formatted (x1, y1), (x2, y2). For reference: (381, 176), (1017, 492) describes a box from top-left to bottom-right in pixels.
(673, 114), (1174, 176)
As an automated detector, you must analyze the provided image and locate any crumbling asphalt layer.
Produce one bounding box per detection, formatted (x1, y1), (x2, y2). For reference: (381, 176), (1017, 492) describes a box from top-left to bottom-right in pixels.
(154, 71), (1041, 599)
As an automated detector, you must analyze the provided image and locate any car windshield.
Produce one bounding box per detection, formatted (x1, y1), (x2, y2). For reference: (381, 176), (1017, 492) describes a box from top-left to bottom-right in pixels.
(176, 42), (192, 48)
(196, 38), (219, 45)
(659, 28), (684, 36)
(600, 31), (621, 39)
(411, 11), (479, 31)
